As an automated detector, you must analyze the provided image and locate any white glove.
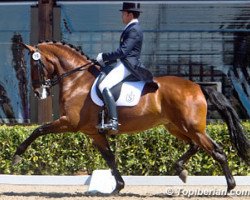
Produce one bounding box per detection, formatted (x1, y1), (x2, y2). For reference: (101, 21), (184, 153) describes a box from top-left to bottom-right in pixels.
(96, 53), (105, 67)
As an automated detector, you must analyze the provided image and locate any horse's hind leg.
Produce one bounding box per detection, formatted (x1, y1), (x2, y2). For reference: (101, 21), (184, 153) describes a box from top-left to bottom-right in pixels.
(193, 132), (236, 192)
(165, 124), (199, 183)
(174, 143), (199, 183)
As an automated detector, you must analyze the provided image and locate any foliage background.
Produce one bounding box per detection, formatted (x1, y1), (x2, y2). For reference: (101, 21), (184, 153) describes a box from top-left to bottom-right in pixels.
(0, 122), (249, 176)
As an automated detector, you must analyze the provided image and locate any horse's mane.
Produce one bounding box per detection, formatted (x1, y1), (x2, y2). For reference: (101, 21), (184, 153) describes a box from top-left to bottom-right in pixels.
(37, 41), (100, 78)
(37, 40), (90, 60)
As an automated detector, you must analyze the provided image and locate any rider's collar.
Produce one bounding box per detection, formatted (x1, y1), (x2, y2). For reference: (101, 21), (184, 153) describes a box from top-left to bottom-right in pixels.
(124, 19), (139, 30)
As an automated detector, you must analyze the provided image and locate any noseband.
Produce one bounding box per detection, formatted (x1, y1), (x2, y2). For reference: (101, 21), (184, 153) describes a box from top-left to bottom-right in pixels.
(31, 51), (97, 88)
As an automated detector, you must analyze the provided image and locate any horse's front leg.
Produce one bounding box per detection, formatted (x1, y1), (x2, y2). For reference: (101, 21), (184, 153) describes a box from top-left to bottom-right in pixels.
(90, 134), (125, 194)
(12, 116), (73, 165)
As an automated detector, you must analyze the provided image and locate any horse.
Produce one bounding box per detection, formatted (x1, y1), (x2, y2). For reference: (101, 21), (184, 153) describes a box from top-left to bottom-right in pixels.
(13, 41), (250, 194)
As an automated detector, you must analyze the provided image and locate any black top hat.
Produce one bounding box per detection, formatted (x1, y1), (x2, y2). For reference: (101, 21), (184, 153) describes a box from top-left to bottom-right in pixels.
(120, 2), (142, 13)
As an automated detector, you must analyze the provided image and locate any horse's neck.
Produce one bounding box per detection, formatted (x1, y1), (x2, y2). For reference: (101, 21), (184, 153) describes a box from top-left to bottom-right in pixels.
(43, 43), (88, 74)
(45, 44), (96, 95)
(58, 59), (96, 97)
(60, 65), (95, 89)
(56, 54), (87, 74)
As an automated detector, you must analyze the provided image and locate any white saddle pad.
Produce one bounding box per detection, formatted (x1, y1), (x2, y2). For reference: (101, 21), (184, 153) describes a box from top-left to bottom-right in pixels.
(90, 77), (145, 107)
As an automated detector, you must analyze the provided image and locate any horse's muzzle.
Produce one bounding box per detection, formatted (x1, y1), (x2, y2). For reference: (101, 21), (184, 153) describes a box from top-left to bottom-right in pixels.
(34, 86), (50, 100)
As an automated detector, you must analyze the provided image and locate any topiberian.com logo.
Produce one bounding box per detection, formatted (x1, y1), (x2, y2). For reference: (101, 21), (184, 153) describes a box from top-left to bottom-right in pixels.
(166, 188), (250, 198)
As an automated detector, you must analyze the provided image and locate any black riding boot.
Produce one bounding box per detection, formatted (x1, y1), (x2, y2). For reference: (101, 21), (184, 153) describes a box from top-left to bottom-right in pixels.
(102, 88), (119, 132)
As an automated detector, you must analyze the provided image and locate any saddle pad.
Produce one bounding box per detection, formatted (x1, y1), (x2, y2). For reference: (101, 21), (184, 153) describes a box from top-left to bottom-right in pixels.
(90, 77), (145, 107)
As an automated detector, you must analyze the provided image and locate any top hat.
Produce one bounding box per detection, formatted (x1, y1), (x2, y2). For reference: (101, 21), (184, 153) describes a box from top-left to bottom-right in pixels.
(120, 2), (142, 13)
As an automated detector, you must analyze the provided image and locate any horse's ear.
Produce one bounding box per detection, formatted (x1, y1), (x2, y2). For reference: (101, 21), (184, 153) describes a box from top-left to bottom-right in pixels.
(19, 43), (36, 53)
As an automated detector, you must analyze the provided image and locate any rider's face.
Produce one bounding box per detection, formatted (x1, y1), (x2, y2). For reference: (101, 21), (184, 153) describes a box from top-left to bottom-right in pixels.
(122, 11), (133, 25)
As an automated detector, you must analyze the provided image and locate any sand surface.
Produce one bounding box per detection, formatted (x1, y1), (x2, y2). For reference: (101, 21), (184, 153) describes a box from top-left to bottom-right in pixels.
(0, 185), (249, 200)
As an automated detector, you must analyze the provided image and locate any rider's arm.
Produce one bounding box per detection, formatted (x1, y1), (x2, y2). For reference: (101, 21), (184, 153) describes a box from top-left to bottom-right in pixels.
(102, 28), (140, 63)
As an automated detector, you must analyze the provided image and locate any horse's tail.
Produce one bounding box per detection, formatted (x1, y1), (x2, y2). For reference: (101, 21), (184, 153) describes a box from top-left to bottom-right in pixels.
(201, 86), (250, 166)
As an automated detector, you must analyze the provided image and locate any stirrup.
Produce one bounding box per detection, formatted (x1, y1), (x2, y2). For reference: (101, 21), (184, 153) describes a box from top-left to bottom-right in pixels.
(96, 119), (119, 133)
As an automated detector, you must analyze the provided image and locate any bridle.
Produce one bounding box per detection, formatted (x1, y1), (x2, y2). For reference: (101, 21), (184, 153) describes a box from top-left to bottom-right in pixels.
(31, 51), (97, 89)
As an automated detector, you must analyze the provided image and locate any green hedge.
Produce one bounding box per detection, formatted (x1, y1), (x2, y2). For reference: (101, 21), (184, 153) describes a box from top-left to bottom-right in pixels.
(0, 123), (249, 176)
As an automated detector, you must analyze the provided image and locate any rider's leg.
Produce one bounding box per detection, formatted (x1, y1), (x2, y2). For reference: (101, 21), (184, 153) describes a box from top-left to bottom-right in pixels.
(98, 61), (131, 131)
(98, 61), (131, 92)
(102, 87), (118, 131)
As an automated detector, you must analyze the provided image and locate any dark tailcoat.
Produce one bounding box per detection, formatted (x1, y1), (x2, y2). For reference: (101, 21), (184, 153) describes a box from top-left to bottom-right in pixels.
(102, 22), (153, 82)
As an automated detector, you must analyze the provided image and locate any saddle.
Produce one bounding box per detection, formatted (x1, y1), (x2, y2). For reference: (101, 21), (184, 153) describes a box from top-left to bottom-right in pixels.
(90, 73), (146, 107)
(90, 71), (158, 134)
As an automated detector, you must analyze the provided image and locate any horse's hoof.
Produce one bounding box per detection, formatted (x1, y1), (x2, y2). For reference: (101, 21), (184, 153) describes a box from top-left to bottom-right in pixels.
(179, 169), (188, 183)
(111, 181), (124, 195)
(12, 155), (22, 165)
(227, 181), (236, 193)
(111, 189), (120, 196)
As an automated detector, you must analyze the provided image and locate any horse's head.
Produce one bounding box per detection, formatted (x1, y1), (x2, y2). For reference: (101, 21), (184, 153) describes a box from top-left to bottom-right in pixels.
(22, 42), (96, 100)
(22, 43), (57, 99)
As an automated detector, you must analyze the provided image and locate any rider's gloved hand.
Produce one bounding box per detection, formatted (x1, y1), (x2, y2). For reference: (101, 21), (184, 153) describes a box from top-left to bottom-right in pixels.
(96, 53), (105, 67)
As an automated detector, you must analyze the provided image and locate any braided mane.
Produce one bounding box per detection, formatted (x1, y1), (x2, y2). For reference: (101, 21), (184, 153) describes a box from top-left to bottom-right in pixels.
(38, 40), (90, 60)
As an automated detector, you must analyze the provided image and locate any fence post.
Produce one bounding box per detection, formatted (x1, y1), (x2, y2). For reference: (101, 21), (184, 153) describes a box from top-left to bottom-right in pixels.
(37, 0), (55, 124)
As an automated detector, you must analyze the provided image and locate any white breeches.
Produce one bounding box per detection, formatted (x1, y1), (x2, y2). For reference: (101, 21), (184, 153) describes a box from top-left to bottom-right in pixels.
(98, 61), (131, 93)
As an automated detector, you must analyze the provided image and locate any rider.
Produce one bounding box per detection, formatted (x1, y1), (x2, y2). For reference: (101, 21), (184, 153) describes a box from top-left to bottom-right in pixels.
(96, 2), (154, 132)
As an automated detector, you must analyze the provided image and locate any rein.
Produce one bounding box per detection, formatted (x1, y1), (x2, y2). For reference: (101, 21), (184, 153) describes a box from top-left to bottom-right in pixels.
(33, 58), (97, 88)
(48, 61), (97, 87)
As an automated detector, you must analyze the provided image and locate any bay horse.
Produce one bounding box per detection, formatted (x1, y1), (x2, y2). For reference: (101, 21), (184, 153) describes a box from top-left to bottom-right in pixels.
(13, 41), (250, 194)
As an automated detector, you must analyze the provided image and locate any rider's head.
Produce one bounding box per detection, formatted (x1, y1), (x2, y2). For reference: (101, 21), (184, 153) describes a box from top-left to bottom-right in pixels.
(120, 2), (142, 24)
